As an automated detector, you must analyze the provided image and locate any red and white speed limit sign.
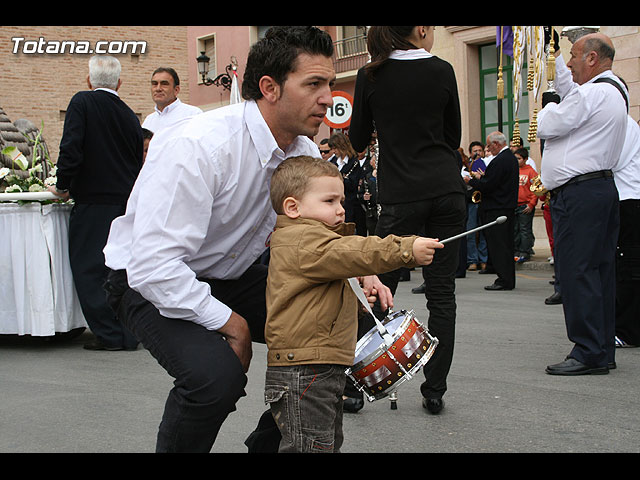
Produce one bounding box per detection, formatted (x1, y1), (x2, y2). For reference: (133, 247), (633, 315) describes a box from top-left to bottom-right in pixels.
(324, 91), (353, 129)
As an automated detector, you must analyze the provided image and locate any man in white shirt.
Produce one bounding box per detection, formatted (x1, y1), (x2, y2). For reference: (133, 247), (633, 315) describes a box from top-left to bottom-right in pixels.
(142, 67), (202, 137)
(539, 33), (628, 376)
(102, 26), (391, 453)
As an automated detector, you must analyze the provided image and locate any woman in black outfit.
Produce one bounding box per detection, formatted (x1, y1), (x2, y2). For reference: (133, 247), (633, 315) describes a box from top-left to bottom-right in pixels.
(349, 26), (466, 414)
(328, 131), (367, 236)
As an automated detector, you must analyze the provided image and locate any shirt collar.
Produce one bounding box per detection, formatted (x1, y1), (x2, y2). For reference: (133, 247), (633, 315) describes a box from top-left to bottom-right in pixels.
(275, 215), (355, 236)
(388, 48), (433, 60)
(245, 100), (309, 168)
(155, 98), (182, 115)
(586, 70), (630, 111)
(94, 87), (119, 97)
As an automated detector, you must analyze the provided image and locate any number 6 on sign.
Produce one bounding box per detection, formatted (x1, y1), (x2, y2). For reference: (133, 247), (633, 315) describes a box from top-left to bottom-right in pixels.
(324, 91), (353, 129)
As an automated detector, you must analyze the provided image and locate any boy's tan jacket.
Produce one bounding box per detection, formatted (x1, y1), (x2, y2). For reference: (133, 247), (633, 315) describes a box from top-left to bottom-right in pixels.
(265, 215), (418, 367)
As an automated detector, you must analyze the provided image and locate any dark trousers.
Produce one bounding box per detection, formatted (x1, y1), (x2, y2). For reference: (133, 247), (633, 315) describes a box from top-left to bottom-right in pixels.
(615, 199), (640, 345)
(480, 208), (516, 289)
(104, 263), (268, 453)
(68, 203), (137, 349)
(550, 177), (619, 367)
(370, 192), (466, 400)
(514, 204), (535, 257)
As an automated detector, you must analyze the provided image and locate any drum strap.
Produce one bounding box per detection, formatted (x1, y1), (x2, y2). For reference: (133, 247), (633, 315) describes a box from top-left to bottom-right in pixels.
(348, 278), (394, 345)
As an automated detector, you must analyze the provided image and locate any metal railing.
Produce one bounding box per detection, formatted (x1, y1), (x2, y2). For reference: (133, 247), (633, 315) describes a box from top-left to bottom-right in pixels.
(333, 35), (369, 74)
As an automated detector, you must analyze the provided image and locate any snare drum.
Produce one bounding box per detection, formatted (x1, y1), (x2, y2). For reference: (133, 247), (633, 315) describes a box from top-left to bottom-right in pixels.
(346, 310), (438, 402)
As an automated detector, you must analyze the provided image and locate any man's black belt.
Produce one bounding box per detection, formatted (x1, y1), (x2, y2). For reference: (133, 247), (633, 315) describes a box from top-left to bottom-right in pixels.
(551, 170), (613, 197)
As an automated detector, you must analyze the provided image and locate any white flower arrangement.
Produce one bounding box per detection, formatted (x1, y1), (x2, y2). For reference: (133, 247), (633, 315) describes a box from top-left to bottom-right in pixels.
(1, 123), (63, 204)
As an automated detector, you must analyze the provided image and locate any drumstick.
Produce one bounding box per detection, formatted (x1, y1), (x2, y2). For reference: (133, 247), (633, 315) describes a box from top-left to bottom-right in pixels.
(439, 216), (507, 245)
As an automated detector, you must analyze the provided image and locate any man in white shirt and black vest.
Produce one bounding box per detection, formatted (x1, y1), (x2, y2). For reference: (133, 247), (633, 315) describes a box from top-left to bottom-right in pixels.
(539, 32), (629, 376)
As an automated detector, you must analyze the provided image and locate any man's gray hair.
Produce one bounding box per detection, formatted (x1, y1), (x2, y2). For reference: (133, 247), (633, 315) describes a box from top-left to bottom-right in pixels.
(89, 55), (121, 89)
(487, 131), (507, 146)
(582, 37), (615, 62)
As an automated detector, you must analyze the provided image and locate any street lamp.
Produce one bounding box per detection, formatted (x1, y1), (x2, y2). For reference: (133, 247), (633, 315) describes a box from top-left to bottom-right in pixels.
(197, 52), (237, 91)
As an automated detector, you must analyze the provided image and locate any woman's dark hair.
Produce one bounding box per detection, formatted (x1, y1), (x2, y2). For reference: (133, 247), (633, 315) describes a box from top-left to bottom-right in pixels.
(242, 26), (334, 101)
(328, 131), (356, 158)
(364, 26), (419, 79)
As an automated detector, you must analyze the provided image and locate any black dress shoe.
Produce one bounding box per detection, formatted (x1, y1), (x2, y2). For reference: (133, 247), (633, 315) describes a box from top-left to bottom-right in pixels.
(422, 397), (444, 414)
(484, 283), (512, 291)
(411, 282), (426, 294)
(343, 396), (364, 413)
(545, 292), (562, 305)
(478, 268), (496, 275)
(545, 357), (609, 376)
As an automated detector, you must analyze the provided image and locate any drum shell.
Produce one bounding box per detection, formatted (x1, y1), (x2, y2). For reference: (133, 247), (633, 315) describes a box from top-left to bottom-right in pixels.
(346, 310), (438, 401)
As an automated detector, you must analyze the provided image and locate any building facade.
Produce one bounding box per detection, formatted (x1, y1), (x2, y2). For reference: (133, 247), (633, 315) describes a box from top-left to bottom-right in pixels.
(0, 26), (192, 161)
(1, 25), (638, 169)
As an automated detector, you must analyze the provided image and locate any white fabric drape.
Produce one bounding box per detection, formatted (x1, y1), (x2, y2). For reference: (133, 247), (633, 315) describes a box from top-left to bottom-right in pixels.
(0, 203), (86, 336)
(230, 70), (242, 105)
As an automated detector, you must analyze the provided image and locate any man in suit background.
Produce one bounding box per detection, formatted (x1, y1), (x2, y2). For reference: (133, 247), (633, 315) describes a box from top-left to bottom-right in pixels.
(49, 55), (143, 351)
(466, 131), (519, 291)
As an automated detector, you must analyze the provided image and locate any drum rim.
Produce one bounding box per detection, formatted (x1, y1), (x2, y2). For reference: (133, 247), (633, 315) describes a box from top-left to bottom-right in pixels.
(350, 309), (419, 372)
(345, 309), (439, 402)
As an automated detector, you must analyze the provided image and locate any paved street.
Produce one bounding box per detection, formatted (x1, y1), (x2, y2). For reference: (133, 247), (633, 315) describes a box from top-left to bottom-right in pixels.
(1, 259), (639, 453)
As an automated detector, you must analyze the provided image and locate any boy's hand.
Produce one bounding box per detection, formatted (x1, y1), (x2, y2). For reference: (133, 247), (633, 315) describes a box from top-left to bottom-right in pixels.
(412, 237), (443, 265)
(361, 275), (393, 311)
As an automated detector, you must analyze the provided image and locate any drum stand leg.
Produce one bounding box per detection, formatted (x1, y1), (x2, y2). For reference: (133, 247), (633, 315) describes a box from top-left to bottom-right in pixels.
(389, 391), (398, 410)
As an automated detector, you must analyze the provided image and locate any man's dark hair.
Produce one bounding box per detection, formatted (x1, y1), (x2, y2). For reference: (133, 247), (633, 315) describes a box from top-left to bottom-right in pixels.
(241, 26), (334, 101)
(469, 140), (484, 151)
(142, 128), (154, 140)
(152, 67), (180, 86)
(515, 147), (529, 159)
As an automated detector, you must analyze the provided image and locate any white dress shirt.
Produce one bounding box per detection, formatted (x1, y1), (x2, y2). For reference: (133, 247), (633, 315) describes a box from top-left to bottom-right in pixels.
(94, 87), (119, 97)
(335, 156), (348, 171)
(142, 98), (203, 136)
(104, 100), (320, 331)
(538, 54), (628, 191)
(388, 48), (433, 60)
(613, 116), (640, 200)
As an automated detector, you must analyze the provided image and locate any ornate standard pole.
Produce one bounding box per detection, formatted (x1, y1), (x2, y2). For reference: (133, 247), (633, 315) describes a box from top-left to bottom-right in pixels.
(561, 26), (601, 44)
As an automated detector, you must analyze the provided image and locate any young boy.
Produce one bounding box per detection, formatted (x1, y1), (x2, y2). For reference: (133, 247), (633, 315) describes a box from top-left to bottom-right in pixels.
(514, 147), (538, 263)
(264, 156), (442, 453)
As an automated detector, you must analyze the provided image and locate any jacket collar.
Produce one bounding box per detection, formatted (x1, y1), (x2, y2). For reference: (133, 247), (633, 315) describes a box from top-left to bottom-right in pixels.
(275, 215), (355, 236)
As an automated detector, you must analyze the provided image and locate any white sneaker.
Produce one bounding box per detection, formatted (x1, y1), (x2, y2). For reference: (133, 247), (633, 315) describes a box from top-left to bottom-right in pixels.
(615, 336), (636, 348)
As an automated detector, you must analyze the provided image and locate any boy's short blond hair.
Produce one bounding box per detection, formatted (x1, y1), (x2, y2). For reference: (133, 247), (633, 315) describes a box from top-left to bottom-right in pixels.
(270, 156), (342, 214)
